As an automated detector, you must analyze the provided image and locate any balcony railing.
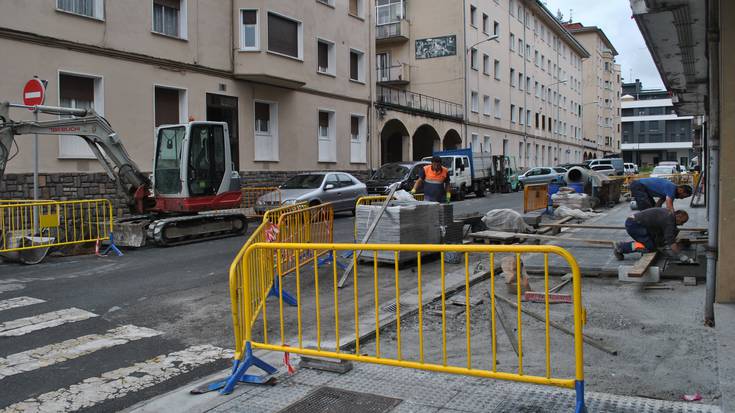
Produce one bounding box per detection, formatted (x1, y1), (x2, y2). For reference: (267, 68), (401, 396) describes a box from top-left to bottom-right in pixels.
(376, 20), (409, 42)
(376, 85), (463, 120)
(376, 64), (410, 85)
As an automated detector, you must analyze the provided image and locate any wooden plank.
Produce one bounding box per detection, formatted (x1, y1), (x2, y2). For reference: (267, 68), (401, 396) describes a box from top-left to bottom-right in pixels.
(469, 230), (615, 246)
(628, 252), (658, 277)
(539, 223), (707, 232)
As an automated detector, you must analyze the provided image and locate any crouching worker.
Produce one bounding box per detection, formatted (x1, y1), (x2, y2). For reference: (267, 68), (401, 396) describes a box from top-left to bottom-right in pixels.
(629, 177), (692, 211)
(613, 208), (689, 260)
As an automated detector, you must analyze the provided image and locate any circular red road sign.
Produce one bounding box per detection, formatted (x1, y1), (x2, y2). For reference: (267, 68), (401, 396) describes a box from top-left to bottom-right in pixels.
(22, 78), (46, 107)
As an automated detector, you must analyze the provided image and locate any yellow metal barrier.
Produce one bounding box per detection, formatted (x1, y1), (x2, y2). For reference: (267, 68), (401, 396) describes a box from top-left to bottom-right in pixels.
(222, 242), (587, 411)
(353, 194), (425, 241)
(523, 183), (549, 213)
(261, 202), (308, 225)
(241, 187), (282, 217)
(275, 203), (334, 276)
(0, 199), (113, 253)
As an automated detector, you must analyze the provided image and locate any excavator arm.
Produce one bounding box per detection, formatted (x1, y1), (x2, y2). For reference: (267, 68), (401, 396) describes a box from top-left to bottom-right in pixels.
(0, 102), (155, 213)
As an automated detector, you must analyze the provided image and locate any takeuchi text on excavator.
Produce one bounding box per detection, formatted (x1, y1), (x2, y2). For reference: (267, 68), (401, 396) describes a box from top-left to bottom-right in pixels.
(0, 101), (248, 247)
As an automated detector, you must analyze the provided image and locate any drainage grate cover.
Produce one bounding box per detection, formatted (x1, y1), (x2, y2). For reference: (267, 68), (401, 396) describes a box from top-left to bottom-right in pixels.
(278, 386), (403, 413)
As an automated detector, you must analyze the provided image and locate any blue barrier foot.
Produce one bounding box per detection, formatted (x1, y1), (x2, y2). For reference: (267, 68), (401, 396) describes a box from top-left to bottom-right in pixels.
(318, 251), (348, 270)
(574, 380), (587, 413)
(267, 275), (297, 306)
(102, 232), (124, 257)
(217, 342), (278, 395)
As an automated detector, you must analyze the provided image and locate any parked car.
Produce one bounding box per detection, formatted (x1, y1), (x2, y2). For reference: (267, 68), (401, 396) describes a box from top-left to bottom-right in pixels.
(658, 161), (687, 173)
(650, 165), (679, 178)
(518, 167), (565, 186)
(590, 164), (617, 176)
(365, 162), (429, 195)
(255, 172), (367, 214)
(584, 158), (624, 175)
(624, 163), (639, 175)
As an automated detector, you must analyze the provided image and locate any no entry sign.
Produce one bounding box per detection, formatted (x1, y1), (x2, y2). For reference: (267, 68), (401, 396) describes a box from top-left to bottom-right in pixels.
(22, 78), (46, 107)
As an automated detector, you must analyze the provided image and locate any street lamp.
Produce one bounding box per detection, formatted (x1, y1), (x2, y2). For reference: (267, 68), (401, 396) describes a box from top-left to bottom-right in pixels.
(467, 34), (500, 52)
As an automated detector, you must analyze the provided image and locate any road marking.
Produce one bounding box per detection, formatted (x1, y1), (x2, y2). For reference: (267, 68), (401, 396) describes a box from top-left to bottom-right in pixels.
(0, 325), (162, 379)
(0, 297), (45, 312)
(0, 308), (97, 337)
(1, 345), (233, 413)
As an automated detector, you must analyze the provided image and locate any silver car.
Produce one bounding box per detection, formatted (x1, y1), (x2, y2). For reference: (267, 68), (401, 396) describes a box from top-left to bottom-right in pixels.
(255, 172), (368, 214)
(518, 167), (566, 186)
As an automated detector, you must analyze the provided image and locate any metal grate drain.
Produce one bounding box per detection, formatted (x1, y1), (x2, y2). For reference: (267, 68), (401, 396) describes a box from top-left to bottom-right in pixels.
(278, 386), (403, 413)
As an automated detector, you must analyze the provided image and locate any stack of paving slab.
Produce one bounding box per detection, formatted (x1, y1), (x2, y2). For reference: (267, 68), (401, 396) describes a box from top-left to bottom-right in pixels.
(356, 200), (441, 264)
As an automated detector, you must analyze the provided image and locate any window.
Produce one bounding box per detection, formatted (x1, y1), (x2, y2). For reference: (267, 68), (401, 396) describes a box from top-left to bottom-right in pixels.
(510, 33), (515, 51)
(153, 0), (186, 38)
(154, 85), (186, 127)
(318, 110), (336, 162)
(526, 44), (531, 60)
(519, 106), (524, 125)
(518, 72), (523, 90)
(350, 49), (365, 82)
(483, 54), (490, 75)
(483, 13), (489, 33)
(254, 101), (278, 161)
(470, 48), (478, 70)
(493, 21), (500, 36)
(494, 60), (500, 80)
(376, 0), (404, 24)
(471, 91), (479, 113)
(494, 98), (501, 118)
(57, 0), (103, 19)
(535, 82), (539, 97)
(240, 10), (259, 50)
(470, 5), (477, 26)
(526, 109), (532, 125)
(483, 95), (491, 115)
(518, 39), (523, 56)
(510, 68), (516, 87)
(59, 73), (104, 159)
(268, 12), (302, 59)
(471, 133), (480, 150)
(349, 0), (364, 17)
(317, 39), (335, 75)
(510, 104), (516, 123)
(350, 114), (366, 163)
(526, 76), (531, 93)
(534, 50), (539, 66)
(483, 136), (491, 153)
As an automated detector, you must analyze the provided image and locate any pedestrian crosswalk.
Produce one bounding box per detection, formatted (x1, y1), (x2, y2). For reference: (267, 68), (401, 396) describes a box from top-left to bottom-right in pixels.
(0, 294), (233, 412)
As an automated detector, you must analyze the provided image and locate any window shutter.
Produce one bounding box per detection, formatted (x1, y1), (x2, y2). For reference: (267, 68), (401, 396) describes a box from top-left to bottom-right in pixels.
(319, 112), (329, 128)
(154, 0), (180, 9)
(255, 102), (270, 122)
(60, 75), (94, 102)
(268, 13), (299, 57)
(242, 10), (256, 25)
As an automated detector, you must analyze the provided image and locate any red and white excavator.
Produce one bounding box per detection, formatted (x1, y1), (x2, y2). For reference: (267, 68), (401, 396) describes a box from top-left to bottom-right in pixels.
(0, 101), (247, 247)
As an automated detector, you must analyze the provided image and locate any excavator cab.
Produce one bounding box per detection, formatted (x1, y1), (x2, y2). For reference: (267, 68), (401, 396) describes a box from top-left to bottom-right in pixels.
(153, 122), (241, 213)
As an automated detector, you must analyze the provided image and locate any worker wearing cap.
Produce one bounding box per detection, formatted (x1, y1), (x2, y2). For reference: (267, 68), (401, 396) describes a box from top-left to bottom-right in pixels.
(613, 208), (689, 260)
(411, 155), (451, 203)
(629, 177), (692, 211)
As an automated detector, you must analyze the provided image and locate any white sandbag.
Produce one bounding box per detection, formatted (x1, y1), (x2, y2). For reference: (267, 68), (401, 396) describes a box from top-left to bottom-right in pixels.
(481, 209), (533, 233)
(393, 189), (417, 202)
(551, 190), (593, 209)
(553, 205), (600, 219)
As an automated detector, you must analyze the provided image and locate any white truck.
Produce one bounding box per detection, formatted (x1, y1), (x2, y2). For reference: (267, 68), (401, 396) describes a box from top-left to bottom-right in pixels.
(422, 148), (493, 200)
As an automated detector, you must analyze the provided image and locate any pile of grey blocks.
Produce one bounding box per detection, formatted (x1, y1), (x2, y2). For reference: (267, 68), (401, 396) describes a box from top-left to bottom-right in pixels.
(356, 201), (441, 264)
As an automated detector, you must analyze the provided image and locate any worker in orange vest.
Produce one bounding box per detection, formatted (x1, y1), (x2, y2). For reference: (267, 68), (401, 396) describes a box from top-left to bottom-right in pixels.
(411, 155), (452, 203)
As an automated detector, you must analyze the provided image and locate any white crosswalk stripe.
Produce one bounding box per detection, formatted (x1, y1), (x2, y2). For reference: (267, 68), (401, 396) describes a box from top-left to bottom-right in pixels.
(0, 345), (234, 413)
(0, 325), (162, 379)
(0, 308), (97, 337)
(0, 297), (44, 312)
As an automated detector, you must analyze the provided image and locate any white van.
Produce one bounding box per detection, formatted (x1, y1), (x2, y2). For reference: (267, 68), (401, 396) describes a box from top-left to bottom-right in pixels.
(624, 163), (639, 175)
(585, 158), (624, 175)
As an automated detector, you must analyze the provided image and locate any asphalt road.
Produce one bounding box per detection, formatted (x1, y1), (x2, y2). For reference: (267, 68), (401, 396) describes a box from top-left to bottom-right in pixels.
(0, 191), (523, 412)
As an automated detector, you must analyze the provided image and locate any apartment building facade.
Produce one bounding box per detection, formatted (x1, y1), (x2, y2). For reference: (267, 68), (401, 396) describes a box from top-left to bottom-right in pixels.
(620, 80), (694, 167)
(375, 0), (590, 168)
(0, 0), (375, 203)
(564, 23), (622, 159)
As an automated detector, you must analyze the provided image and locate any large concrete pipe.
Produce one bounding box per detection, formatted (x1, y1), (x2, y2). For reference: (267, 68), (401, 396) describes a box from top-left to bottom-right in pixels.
(564, 166), (588, 184)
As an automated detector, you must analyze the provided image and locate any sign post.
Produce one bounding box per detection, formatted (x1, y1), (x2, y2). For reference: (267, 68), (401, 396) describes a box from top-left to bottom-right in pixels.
(23, 77), (46, 202)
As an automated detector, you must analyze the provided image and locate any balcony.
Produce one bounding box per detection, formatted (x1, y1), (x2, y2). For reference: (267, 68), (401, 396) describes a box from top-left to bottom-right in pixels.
(376, 20), (410, 44)
(376, 64), (410, 85)
(376, 85), (463, 121)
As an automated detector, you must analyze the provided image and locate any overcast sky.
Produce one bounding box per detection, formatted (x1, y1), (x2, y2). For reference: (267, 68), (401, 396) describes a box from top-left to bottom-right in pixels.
(544, 0), (665, 90)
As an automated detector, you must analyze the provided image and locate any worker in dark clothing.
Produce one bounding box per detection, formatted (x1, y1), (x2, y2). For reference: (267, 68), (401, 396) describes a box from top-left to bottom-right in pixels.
(629, 177), (692, 211)
(411, 155), (451, 203)
(613, 208), (689, 260)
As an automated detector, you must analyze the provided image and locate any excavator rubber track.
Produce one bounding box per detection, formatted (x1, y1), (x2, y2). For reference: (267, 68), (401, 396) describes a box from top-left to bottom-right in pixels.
(147, 210), (248, 247)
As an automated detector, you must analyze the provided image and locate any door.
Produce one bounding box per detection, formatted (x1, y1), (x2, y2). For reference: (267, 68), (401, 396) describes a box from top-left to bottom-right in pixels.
(323, 174), (343, 209)
(338, 173), (360, 209)
(376, 53), (390, 81)
(206, 93), (239, 170)
(187, 124), (227, 197)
